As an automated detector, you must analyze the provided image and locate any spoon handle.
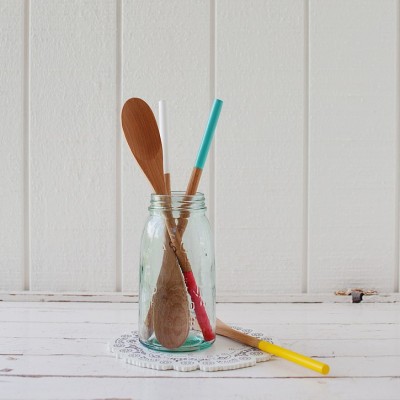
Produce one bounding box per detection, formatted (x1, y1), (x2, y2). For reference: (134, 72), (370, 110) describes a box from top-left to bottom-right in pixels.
(143, 172), (173, 339)
(177, 99), (223, 234)
(151, 99), (223, 343)
(164, 172), (171, 194)
(216, 319), (330, 375)
(168, 99), (223, 341)
(162, 216), (214, 341)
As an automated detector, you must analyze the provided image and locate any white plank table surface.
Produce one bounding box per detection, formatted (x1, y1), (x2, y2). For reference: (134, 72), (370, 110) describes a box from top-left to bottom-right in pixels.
(0, 301), (399, 400)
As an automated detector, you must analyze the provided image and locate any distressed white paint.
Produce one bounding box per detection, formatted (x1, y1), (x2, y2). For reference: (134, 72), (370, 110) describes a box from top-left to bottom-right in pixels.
(29, 1), (117, 291)
(0, 0), (25, 290)
(308, 0), (398, 293)
(4, 353), (400, 378)
(2, 378), (400, 400)
(3, 318), (399, 340)
(215, 0), (305, 294)
(4, 335), (400, 357)
(0, 301), (399, 399)
(0, 0), (399, 295)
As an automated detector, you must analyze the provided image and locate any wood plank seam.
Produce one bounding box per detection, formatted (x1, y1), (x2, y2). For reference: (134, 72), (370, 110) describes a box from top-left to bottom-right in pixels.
(302, 0), (310, 294)
(115, 0), (122, 292)
(23, 0), (30, 291)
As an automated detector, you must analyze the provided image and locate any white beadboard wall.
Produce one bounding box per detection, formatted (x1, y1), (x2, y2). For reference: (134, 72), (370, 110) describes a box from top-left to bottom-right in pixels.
(0, 0), (399, 297)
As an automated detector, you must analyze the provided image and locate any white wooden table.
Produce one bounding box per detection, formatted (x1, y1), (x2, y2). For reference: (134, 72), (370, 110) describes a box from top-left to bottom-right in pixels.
(1, 300), (399, 399)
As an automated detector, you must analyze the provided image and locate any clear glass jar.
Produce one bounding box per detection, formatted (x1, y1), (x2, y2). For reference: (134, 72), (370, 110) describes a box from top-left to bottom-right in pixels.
(138, 192), (216, 352)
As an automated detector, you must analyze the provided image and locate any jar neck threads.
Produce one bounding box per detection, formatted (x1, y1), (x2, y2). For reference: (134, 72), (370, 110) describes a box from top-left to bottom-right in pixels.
(149, 192), (206, 213)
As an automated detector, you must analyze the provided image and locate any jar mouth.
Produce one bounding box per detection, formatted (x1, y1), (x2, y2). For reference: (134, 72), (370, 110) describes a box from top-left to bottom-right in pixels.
(149, 191), (206, 212)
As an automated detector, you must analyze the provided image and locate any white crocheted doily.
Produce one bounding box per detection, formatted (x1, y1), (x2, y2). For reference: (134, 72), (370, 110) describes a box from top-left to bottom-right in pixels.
(109, 326), (272, 372)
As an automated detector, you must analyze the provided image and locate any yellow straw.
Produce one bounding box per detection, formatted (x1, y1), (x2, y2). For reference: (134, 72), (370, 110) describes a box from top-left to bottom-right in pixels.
(258, 341), (330, 375)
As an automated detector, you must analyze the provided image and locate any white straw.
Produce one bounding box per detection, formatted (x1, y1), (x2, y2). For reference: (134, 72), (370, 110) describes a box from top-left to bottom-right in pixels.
(158, 100), (169, 174)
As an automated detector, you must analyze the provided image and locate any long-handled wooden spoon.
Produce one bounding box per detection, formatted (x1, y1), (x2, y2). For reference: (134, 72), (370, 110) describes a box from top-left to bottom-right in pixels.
(144, 99), (222, 344)
(122, 98), (188, 348)
(151, 100), (190, 348)
(142, 101), (189, 346)
(121, 98), (213, 346)
(177, 99), (223, 235)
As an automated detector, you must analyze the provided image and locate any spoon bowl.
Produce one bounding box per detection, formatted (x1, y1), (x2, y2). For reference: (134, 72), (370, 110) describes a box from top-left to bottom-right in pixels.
(121, 98), (166, 195)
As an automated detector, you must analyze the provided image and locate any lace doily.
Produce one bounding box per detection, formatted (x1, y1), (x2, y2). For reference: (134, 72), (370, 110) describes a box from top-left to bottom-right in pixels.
(109, 326), (272, 372)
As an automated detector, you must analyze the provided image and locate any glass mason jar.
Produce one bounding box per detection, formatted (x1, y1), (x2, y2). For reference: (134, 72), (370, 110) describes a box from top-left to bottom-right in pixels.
(138, 192), (216, 352)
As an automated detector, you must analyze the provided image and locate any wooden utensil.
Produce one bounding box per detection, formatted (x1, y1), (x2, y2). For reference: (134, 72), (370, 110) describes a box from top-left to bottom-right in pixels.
(177, 99), (223, 235)
(121, 98), (214, 345)
(144, 100), (222, 344)
(121, 98), (166, 195)
(152, 236), (190, 348)
(156, 99), (223, 342)
(146, 99), (223, 336)
(122, 97), (188, 348)
(171, 99), (222, 342)
(216, 319), (330, 375)
(151, 100), (189, 349)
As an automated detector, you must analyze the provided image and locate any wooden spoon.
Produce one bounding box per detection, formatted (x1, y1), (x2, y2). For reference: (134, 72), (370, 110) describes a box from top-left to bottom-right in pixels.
(121, 98), (189, 348)
(121, 98), (166, 195)
(148, 99), (223, 342)
(122, 97), (214, 344)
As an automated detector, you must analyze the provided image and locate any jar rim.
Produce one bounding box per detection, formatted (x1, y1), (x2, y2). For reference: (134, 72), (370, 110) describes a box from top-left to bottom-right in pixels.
(149, 191), (206, 212)
(150, 191), (205, 200)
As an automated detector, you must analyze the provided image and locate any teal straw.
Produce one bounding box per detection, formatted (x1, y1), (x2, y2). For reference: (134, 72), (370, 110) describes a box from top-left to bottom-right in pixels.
(194, 99), (223, 169)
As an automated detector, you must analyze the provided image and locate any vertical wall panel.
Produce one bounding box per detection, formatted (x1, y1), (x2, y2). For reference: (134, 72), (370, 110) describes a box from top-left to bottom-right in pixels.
(216, 1), (305, 295)
(309, 0), (397, 292)
(0, 0), (25, 290)
(122, 0), (211, 291)
(30, 1), (117, 291)
(0, 0), (398, 296)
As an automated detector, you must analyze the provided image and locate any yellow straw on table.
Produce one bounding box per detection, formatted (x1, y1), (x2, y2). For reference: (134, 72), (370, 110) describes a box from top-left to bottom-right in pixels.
(258, 340), (330, 375)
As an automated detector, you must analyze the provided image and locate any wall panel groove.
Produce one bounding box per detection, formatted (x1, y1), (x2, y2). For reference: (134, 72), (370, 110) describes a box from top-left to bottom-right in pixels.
(209, 0), (216, 257)
(23, 0), (30, 290)
(302, 0), (310, 294)
(115, 0), (122, 292)
(396, 0), (400, 292)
